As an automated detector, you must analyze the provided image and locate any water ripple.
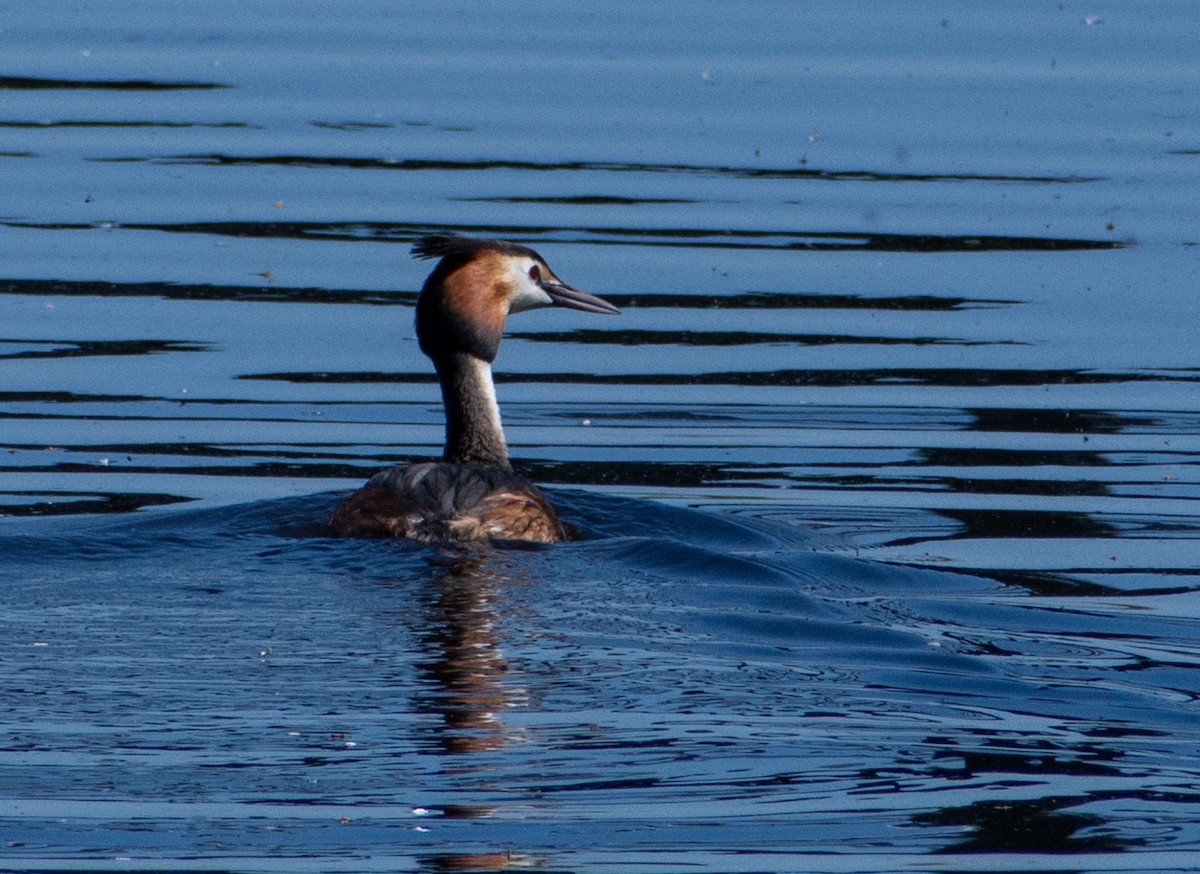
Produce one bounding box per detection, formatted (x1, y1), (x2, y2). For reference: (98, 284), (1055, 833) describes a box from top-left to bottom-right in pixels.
(2, 218), (1125, 252)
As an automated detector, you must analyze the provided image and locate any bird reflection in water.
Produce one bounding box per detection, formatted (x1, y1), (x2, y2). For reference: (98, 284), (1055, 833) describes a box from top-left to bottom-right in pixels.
(411, 553), (527, 757)
(418, 850), (542, 873)
(401, 552), (547, 872)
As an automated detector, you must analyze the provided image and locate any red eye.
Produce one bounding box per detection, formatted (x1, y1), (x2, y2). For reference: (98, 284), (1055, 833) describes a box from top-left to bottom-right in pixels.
(528, 264), (541, 282)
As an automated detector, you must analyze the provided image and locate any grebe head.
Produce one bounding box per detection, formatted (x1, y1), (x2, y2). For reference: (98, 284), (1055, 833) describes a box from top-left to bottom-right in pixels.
(413, 234), (619, 363)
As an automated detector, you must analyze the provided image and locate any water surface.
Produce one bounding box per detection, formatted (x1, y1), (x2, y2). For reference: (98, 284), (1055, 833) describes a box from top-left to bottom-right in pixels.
(2, 2), (1199, 871)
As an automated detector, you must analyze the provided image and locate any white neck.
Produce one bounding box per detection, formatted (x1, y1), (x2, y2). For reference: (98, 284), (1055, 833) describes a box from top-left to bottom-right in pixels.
(436, 352), (510, 468)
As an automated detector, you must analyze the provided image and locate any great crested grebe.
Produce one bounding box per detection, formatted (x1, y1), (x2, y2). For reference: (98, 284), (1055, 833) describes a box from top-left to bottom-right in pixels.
(328, 234), (620, 543)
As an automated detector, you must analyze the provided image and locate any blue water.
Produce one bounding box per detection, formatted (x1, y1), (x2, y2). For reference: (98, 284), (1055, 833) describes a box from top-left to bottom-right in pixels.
(3, 1), (1200, 871)
(7, 493), (1198, 871)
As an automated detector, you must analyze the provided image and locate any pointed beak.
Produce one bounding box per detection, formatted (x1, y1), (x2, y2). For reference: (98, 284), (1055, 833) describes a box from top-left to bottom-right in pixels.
(542, 282), (621, 315)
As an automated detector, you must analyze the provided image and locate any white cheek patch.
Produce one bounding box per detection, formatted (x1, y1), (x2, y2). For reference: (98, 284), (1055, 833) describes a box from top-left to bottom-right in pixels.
(507, 260), (554, 313)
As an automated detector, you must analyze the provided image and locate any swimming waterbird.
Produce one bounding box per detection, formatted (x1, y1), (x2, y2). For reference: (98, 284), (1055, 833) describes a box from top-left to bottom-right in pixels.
(329, 234), (620, 543)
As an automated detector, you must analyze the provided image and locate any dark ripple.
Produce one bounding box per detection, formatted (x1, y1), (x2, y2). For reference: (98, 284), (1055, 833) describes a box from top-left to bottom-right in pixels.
(0, 119), (256, 129)
(967, 407), (1132, 434)
(0, 76), (230, 91)
(458, 194), (702, 205)
(3, 218), (1125, 252)
(0, 490), (193, 517)
(0, 277), (404, 305)
(0, 338), (211, 360)
(0, 389), (154, 403)
(940, 508), (1122, 541)
(310, 121), (396, 131)
(914, 796), (1137, 853)
(101, 152), (1104, 184)
(510, 328), (1019, 347)
(240, 366), (1199, 388)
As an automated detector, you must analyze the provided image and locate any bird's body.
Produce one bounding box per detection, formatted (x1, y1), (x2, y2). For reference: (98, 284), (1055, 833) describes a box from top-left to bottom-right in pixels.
(329, 234), (619, 543)
(329, 462), (565, 543)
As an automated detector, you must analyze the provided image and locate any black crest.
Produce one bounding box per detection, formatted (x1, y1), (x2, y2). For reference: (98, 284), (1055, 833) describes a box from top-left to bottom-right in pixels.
(412, 234), (542, 263)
